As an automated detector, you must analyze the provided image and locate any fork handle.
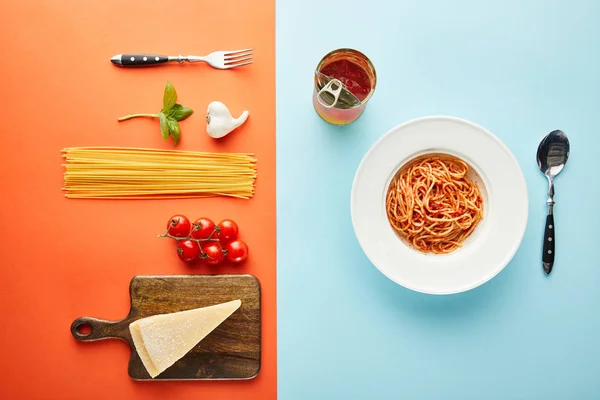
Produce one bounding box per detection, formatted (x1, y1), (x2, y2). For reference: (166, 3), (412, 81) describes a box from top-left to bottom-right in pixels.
(111, 54), (170, 67)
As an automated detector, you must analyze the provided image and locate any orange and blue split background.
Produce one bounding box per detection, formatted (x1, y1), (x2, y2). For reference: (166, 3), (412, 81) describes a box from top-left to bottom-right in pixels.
(2, 0), (600, 399)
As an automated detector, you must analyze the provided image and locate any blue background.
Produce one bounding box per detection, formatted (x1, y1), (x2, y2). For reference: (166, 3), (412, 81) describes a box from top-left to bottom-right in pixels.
(276, 1), (600, 399)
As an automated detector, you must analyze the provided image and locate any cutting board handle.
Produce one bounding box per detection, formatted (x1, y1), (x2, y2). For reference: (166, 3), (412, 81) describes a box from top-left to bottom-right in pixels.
(71, 316), (129, 342)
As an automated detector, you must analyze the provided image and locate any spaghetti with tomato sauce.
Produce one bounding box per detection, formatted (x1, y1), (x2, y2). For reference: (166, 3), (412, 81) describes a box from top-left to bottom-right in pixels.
(386, 155), (484, 254)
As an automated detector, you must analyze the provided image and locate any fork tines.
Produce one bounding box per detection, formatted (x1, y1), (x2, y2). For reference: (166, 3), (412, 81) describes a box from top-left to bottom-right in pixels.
(224, 48), (254, 69)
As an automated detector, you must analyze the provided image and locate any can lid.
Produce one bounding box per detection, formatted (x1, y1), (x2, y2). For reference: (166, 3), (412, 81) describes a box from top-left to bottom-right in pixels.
(315, 71), (361, 109)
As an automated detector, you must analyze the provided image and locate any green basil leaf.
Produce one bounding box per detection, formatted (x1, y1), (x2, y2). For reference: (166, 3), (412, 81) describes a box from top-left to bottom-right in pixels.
(167, 118), (181, 145)
(158, 112), (169, 140)
(162, 81), (177, 111)
(167, 104), (194, 121)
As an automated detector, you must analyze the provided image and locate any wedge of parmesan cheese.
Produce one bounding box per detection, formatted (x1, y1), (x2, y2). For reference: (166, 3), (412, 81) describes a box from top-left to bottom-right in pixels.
(129, 299), (241, 378)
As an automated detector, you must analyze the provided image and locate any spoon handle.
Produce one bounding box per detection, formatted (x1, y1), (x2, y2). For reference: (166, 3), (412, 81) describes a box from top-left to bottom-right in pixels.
(542, 214), (555, 274)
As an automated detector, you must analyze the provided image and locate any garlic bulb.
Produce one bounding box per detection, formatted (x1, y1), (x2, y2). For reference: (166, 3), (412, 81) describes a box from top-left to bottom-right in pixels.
(206, 101), (249, 139)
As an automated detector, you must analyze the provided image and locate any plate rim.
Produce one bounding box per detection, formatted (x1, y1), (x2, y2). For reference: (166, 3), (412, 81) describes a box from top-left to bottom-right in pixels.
(350, 115), (529, 295)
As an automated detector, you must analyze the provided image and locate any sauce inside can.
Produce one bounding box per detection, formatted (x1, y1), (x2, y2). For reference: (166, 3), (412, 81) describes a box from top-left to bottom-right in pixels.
(313, 49), (377, 125)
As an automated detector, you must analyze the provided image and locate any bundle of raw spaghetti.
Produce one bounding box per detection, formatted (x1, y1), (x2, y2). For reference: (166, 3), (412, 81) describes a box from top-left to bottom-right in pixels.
(61, 147), (257, 199)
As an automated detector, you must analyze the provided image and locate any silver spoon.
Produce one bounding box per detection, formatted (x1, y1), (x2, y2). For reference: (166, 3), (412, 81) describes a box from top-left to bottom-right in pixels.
(536, 130), (570, 275)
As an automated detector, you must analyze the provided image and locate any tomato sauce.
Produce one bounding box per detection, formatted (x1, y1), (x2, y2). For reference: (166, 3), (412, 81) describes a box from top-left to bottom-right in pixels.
(319, 59), (371, 102)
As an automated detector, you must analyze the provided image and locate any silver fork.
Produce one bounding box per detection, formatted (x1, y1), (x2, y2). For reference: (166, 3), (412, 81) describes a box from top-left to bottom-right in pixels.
(110, 48), (254, 69)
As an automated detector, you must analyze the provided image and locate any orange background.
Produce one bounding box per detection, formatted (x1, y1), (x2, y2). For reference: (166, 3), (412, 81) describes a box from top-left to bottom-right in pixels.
(0, 1), (276, 399)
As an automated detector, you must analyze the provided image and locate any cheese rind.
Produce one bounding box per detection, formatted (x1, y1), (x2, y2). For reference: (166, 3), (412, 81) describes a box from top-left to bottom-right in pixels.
(128, 299), (242, 378)
(129, 321), (160, 377)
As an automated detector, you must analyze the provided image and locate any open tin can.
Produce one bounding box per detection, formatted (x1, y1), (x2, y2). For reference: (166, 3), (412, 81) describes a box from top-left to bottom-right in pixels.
(313, 48), (377, 125)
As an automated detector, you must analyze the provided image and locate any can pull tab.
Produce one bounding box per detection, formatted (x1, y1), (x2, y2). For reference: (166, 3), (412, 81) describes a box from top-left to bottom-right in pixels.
(317, 78), (344, 108)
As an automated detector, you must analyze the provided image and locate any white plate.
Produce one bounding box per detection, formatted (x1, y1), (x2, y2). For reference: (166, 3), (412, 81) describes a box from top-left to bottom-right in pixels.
(351, 116), (528, 295)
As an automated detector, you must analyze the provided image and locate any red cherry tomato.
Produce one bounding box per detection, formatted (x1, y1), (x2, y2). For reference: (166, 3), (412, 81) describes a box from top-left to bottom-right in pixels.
(191, 217), (216, 240)
(177, 240), (199, 263)
(167, 215), (191, 238)
(225, 239), (249, 263)
(217, 219), (239, 243)
(201, 242), (225, 265)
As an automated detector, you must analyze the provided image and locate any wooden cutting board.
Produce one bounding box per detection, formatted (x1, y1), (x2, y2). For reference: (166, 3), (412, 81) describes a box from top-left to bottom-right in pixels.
(71, 274), (261, 380)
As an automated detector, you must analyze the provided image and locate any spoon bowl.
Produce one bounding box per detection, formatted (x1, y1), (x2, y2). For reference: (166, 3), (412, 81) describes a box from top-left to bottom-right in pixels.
(537, 130), (570, 177)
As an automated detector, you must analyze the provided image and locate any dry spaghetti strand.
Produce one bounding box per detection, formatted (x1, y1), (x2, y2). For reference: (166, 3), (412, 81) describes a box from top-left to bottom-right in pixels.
(386, 155), (484, 254)
(61, 147), (257, 199)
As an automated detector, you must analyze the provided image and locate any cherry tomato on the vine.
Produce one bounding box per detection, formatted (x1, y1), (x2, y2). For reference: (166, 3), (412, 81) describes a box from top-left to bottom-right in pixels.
(191, 217), (216, 240)
(201, 242), (225, 265)
(225, 239), (249, 263)
(167, 215), (191, 238)
(177, 240), (199, 263)
(217, 219), (239, 243)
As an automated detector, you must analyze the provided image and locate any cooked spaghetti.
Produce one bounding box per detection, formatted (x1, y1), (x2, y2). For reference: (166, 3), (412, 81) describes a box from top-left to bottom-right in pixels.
(386, 155), (484, 254)
(61, 147), (256, 199)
